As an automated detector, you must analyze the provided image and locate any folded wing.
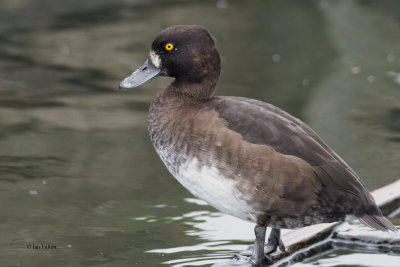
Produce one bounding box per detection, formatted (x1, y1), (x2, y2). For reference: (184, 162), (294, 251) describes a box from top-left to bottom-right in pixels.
(212, 96), (396, 231)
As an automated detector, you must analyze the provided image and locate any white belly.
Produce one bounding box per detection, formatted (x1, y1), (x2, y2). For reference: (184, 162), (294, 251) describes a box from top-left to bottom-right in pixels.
(157, 152), (257, 222)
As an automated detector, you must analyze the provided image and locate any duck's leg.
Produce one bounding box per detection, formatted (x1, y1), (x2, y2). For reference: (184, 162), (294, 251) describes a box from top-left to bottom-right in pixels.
(264, 228), (285, 254)
(250, 225), (267, 266)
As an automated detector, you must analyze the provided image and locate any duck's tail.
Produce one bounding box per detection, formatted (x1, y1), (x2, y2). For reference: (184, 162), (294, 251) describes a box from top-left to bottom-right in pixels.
(359, 213), (397, 232)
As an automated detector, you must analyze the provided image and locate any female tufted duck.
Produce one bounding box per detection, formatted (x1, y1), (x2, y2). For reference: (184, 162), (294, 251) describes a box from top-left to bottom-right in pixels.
(119, 25), (396, 266)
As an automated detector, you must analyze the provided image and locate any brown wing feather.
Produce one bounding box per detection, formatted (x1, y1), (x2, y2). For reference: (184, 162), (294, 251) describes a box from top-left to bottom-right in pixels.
(211, 96), (392, 229)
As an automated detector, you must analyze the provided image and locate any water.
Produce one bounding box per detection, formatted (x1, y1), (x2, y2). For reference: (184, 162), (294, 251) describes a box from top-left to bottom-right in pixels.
(0, 0), (399, 266)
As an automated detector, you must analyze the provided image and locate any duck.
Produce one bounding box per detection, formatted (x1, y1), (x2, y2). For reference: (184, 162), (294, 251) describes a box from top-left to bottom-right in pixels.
(119, 25), (397, 266)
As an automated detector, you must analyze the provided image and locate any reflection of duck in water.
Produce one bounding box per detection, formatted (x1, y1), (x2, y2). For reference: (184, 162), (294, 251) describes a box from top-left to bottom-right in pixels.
(120, 25), (397, 266)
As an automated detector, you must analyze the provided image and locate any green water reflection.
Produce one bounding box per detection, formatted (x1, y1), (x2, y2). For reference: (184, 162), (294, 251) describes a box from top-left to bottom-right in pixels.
(0, 0), (399, 266)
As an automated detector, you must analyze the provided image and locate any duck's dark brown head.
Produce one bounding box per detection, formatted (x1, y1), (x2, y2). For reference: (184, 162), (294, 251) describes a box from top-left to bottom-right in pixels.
(120, 25), (221, 100)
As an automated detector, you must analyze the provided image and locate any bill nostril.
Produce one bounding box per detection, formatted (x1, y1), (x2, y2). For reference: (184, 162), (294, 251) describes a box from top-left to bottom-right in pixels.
(141, 66), (148, 71)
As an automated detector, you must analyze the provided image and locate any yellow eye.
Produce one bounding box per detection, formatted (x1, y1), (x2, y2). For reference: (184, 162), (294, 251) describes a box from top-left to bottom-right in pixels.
(165, 43), (174, 51)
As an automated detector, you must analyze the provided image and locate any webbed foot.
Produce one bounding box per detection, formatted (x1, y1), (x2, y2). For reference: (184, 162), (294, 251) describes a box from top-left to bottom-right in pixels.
(216, 227), (285, 267)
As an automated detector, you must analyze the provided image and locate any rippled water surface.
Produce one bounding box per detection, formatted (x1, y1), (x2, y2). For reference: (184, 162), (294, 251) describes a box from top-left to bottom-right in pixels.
(0, 0), (399, 266)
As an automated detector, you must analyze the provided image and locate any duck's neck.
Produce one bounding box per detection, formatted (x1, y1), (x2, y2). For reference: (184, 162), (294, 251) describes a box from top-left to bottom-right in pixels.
(165, 75), (218, 101)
